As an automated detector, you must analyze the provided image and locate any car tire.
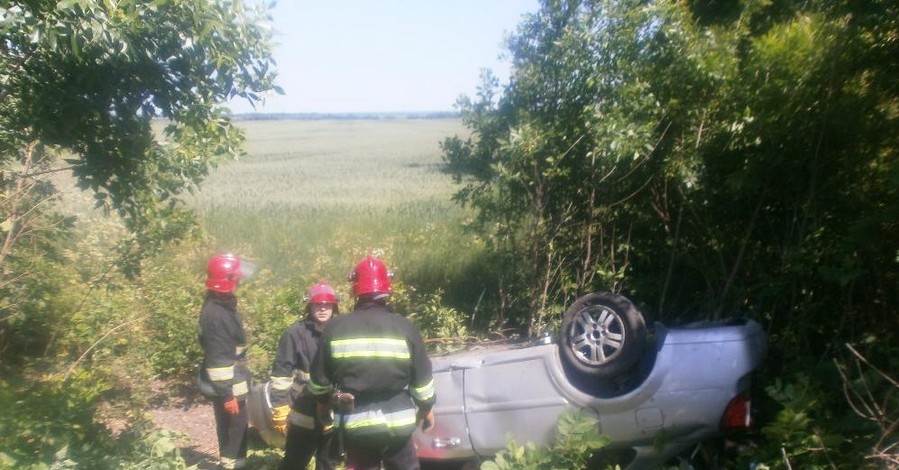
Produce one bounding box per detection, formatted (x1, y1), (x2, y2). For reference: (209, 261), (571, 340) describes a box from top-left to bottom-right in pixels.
(560, 292), (646, 379)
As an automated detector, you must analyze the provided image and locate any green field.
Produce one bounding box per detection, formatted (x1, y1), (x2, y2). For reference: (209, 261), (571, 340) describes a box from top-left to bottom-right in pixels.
(188, 118), (485, 300)
(193, 119), (467, 209)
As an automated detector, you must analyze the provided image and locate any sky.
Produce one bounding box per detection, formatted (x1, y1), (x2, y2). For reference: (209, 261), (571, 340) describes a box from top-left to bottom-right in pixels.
(228, 1), (539, 114)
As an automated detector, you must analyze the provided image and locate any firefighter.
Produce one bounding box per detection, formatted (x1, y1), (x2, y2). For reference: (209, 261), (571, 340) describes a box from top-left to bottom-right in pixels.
(197, 253), (255, 469)
(307, 256), (436, 470)
(269, 281), (340, 470)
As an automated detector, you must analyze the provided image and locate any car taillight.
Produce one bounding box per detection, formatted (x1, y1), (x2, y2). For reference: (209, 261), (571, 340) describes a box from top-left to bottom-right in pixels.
(721, 392), (752, 430)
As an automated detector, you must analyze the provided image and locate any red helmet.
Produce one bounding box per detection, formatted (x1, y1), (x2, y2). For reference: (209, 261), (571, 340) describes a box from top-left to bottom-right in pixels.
(349, 256), (392, 297)
(205, 253), (254, 293)
(306, 281), (338, 305)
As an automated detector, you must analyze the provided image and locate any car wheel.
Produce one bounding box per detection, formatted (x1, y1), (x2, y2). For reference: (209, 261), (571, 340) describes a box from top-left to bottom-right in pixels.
(560, 292), (646, 379)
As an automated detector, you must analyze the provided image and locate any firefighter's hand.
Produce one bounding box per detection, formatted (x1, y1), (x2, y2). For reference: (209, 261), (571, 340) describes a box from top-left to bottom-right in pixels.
(331, 390), (355, 413)
(316, 401), (333, 428)
(271, 405), (289, 435)
(321, 421), (335, 435)
(420, 409), (435, 432)
(223, 397), (240, 416)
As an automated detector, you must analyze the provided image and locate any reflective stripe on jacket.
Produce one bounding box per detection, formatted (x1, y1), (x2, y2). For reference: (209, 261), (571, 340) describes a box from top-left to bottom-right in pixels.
(309, 301), (436, 438)
(338, 393), (421, 439)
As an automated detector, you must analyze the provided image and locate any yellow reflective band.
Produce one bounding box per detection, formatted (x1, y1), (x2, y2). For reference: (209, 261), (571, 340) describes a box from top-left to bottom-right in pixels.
(271, 405), (290, 421)
(412, 378), (435, 401)
(207, 365), (235, 381)
(343, 408), (418, 430)
(220, 457), (246, 469)
(232, 381), (248, 397)
(331, 338), (410, 359)
(270, 376), (293, 391)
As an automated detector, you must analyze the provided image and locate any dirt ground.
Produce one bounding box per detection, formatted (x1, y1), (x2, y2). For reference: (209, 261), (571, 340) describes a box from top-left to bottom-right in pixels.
(147, 380), (285, 469)
(148, 381), (222, 469)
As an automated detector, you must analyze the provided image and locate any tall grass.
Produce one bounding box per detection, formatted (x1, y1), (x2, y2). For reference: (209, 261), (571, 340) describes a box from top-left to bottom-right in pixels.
(189, 118), (492, 309)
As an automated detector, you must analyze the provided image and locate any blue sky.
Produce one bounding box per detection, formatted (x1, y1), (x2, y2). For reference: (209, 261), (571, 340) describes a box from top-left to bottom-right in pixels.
(229, 1), (539, 114)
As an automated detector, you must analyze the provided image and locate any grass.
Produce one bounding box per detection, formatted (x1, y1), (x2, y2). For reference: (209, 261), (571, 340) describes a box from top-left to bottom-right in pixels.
(187, 118), (491, 308)
(45, 117), (492, 310)
(194, 119), (466, 208)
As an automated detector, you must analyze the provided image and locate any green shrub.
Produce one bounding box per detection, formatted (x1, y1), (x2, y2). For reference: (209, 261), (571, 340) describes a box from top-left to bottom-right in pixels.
(0, 371), (191, 469)
(139, 245), (207, 377)
(395, 286), (469, 348)
(480, 410), (611, 470)
(747, 344), (899, 470)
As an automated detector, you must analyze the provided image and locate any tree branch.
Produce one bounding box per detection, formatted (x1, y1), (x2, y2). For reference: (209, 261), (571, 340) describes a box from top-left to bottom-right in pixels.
(62, 318), (143, 382)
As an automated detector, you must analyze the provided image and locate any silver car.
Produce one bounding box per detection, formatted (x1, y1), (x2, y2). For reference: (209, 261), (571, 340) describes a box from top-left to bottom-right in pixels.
(413, 292), (767, 469)
(249, 292), (767, 469)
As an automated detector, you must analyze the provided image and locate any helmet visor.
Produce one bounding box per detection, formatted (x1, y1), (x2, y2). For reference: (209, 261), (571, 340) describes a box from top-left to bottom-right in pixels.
(237, 259), (258, 283)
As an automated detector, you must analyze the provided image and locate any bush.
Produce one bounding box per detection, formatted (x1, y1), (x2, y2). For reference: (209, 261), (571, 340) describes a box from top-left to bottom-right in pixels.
(749, 346), (899, 470)
(480, 410), (611, 470)
(0, 370), (192, 469)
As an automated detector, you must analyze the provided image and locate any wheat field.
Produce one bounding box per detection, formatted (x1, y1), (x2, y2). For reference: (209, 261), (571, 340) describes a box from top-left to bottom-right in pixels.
(189, 118), (484, 294)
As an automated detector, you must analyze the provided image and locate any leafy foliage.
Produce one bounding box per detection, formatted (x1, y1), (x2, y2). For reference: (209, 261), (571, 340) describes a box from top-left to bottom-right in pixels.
(0, 370), (192, 469)
(0, 0), (279, 281)
(481, 409), (610, 470)
(752, 344), (899, 469)
(443, 0), (897, 466)
(444, 0), (897, 324)
(0, 1), (895, 467)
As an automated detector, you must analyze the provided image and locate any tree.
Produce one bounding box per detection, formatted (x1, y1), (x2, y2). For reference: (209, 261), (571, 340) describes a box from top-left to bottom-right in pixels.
(444, 0), (898, 465)
(0, 0), (279, 356)
(444, 0), (896, 334)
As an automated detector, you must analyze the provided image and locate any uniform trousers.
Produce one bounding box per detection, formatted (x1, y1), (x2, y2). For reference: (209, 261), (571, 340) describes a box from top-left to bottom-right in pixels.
(346, 434), (419, 470)
(279, 423), (336, 470)
(212, 397), (248, 469)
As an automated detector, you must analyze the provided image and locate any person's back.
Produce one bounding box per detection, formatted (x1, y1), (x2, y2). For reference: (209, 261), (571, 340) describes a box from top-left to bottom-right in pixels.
(308, 256), (436, 470)
(324, 300), (426, 399)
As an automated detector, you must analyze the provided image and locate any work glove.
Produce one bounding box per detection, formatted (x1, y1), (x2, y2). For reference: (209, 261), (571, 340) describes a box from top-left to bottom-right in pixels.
(271, 405), (289, 435)
(223, 397), (240, 416)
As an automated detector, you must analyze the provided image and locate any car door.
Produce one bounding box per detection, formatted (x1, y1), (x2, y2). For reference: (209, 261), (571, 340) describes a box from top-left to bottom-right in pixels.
(462, 344), (572, 457)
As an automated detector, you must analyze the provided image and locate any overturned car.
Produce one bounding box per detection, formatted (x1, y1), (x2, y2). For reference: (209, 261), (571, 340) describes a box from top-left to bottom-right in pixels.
(412, 292), (767, 469)
(249, 292), (767, 469)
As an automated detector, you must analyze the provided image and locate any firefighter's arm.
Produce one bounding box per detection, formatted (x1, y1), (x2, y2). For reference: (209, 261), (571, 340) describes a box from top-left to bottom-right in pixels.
(409, 328), (437, 431)
(408, 328), (437, 408)
(200, 313), (238, 398)
(307, 340), (335, 432)
(269, 328), (296, 433)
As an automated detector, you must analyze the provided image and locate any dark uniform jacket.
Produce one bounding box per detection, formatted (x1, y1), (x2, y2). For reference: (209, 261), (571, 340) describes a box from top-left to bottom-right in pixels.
(198, 292), (250, 399)
(269, 318), (324, 428)
(307, 301), (436, 439)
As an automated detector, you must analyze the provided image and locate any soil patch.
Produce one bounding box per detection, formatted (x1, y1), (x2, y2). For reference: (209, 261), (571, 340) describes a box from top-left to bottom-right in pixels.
(148, 380), (219, 469)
